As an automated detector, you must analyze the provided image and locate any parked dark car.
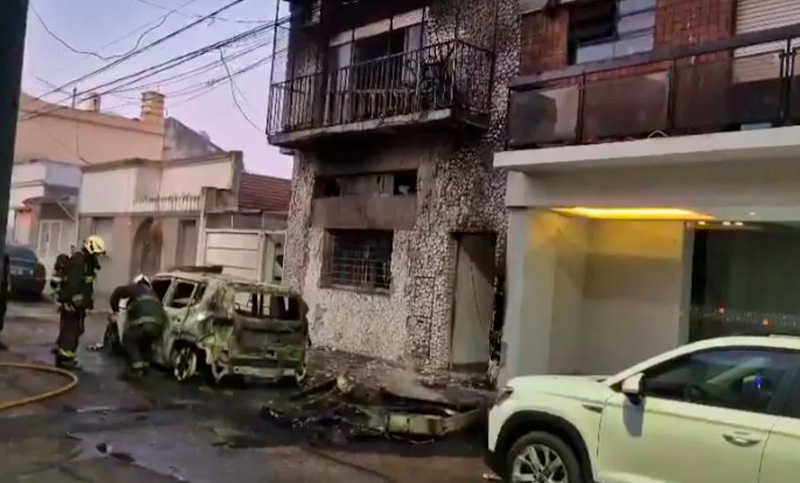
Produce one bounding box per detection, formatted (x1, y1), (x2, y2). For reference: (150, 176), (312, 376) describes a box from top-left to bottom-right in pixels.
(6, 245), (46, 297)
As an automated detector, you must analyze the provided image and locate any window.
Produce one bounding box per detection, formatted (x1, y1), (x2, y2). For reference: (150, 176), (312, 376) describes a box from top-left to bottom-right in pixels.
(315, 171), (418, 198)
(232, 288), (302, 321)
(168, 281), (197, 309)
(569, 0), (656, 65)
(151, 278), (172, 303)
(642, 348), (797, 413)
(321, 230), (393, 292)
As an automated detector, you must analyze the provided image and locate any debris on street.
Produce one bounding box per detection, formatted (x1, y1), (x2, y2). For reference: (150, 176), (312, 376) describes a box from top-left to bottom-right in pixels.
(261, 348), (494, 445)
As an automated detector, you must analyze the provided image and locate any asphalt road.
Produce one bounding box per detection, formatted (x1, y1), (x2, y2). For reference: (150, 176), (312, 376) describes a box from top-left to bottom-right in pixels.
(0, 299), (489, 483)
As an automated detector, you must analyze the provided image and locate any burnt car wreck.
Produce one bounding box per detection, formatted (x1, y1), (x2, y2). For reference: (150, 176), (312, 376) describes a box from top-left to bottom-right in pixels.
(106, 271), (309, 385)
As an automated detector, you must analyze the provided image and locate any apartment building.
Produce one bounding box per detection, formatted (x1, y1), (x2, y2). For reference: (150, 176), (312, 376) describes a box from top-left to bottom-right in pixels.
(268, 0), (518, 369)
(496, 0), (800, 382)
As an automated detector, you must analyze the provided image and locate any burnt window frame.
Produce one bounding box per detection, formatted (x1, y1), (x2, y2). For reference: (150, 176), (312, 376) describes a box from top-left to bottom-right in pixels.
(320, 229), (394, 294)
(568, 0), (656, 65)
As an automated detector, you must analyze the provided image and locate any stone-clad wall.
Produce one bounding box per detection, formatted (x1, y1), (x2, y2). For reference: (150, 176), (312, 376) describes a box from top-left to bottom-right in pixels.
(284, 0), (520, 369)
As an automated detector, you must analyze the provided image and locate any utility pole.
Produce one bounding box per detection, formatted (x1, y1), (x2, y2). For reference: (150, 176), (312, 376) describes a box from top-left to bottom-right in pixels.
(0, 1), (29, 255)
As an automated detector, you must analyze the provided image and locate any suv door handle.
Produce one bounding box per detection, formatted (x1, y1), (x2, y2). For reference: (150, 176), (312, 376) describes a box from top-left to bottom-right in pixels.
(723, 431), (762, 447)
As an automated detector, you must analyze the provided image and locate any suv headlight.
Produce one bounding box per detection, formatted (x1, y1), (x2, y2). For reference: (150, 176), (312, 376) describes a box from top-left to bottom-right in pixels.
(495, 386), (514, 407)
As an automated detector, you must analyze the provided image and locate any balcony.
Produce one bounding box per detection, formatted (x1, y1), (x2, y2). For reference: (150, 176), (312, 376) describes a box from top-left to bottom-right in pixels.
(508, 26), (800, 149)
(132, 195), (201, 214)
(267, 40), (493, 147)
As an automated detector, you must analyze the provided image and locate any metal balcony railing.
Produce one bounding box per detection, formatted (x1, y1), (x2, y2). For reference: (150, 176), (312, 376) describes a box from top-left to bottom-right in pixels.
(267, 40), (493, 136)
(133, 195), (201, 214)
(508, 27), (800, 148)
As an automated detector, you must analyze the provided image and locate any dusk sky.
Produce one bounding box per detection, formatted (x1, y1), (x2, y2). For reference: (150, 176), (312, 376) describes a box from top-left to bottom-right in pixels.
(21, 0), (293, 178)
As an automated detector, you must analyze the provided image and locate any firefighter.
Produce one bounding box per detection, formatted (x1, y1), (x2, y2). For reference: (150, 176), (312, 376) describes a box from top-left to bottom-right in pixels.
(49, 253), (71, 354)
(55, 235), (105, 369)
(0, 255), (9, 351)
(109, 274), (167, 381)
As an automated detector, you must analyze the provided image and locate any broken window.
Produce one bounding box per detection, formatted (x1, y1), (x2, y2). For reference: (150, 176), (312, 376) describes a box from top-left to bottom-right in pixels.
(232, 288), (302, 321)
(169, 281), (197, 309)
(151, 278), (172, 303)
(568, 0), (655, 65)
(315, 171), (417, 198)
(321, 230), (393, 292)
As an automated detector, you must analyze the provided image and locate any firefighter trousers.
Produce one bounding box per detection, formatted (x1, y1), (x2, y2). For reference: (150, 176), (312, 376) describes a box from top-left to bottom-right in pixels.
(122, 323), (158, 374)
(56, 307), (84, 366)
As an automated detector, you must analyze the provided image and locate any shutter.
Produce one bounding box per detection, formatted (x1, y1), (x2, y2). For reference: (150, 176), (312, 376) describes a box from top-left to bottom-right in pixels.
(733, 0), (800, 83)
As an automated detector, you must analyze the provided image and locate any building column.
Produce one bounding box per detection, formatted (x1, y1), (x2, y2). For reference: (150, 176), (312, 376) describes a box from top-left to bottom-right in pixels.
(498, 209), (556, 385)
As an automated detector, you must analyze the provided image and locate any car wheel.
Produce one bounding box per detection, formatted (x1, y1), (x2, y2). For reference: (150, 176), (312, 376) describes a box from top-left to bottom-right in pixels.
(505, 431), (583, 483)
(172, 346), (198, 382)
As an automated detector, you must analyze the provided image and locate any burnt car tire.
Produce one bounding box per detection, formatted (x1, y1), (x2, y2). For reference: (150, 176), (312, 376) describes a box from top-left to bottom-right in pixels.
(172, 345), (199, 382)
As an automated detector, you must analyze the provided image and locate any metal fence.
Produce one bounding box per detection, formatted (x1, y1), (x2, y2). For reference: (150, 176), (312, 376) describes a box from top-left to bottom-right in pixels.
(509, 34), (800, 148)
(267, 40), (494, 136)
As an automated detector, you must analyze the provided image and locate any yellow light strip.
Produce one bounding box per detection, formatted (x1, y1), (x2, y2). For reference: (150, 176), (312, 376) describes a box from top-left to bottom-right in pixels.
(552, 207), (714, 221)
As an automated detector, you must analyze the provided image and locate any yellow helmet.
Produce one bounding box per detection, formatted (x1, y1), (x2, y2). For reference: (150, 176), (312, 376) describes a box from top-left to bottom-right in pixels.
(84, 235), (106, 255)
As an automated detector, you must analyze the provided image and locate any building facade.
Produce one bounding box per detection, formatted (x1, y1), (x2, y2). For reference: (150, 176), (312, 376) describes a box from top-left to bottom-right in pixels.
(496, 0), (800, 383)
(270, 0), (519, 369)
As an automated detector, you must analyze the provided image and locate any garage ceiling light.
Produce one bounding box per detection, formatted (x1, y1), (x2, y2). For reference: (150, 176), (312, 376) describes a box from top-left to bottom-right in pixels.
(552, 207), (714, 220)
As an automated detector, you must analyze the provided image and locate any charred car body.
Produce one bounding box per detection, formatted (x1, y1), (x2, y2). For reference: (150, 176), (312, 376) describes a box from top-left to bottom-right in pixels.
(105, 271), (309, 384)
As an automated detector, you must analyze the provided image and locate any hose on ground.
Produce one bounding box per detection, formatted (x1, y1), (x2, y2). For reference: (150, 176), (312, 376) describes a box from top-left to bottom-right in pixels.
(0, 362), (79, 412)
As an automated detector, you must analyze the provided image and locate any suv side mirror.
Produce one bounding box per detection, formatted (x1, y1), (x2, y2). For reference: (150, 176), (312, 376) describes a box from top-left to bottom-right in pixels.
(622, 373), (644, 405)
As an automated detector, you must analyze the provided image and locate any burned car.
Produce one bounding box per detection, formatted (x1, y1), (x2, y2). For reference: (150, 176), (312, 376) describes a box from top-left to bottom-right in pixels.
(105, 271), (309, 384)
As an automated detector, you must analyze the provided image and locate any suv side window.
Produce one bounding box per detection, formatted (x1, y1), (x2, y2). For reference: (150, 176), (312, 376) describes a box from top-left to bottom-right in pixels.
(168, 281), (197, 309)
(642, 348), (796, 413)
(151, 278), (173, 303)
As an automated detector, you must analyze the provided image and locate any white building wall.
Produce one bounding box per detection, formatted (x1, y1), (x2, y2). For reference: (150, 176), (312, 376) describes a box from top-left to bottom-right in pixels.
(159, 159), (234, 197)
(79, 168), (138, 215)
(580, 220), (691, 375)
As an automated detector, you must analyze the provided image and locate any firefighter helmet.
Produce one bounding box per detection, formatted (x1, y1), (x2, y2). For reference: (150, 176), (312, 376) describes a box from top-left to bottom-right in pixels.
(83, 235), (106, 255)
(133, 274), (152, 288)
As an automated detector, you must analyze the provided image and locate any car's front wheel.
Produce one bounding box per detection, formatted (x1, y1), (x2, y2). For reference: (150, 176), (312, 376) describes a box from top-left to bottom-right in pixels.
(505, 431), (582, 483)
(172, 345), (199, 382)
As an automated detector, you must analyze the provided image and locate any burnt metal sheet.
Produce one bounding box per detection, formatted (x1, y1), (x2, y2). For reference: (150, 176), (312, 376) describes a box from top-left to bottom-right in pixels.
(509, 87), (579, 147)
(385, 409), (480, 437)
(311, 195), (417, 230)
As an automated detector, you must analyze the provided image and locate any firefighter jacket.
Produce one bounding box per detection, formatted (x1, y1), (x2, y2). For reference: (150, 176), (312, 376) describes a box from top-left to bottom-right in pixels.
(110, 283), (167, 332)
(58, 250), (100, 310)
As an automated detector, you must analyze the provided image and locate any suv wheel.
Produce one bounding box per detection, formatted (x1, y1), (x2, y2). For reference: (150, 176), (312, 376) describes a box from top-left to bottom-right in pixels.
(172, 346), (198, 382)
(505, 431), (582, 483)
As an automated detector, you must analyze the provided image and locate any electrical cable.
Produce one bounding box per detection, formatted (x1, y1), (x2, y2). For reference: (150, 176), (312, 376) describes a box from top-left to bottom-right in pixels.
(22, 16), (288, 122)
(30, 0), (252, 105)
(219, 49), (262, 131)
(134, 0), (272, 24)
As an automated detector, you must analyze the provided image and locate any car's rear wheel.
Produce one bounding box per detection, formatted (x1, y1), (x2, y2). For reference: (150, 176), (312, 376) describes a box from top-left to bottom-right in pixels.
(505, 432), (582, 483)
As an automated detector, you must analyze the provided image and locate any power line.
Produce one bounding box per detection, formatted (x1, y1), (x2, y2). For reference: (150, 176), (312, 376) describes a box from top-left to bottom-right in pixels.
(31, 0), (252, 105)
(220, 49), (262, 131)
(133, 0), (271, 24)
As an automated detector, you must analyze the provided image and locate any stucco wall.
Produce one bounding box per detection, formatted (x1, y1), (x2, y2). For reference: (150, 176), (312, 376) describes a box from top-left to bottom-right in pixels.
(285, 0), (520, 369)
(79, 168), (138, 215)
(159, 160), (235, 197)
(15, 95), (164, 165)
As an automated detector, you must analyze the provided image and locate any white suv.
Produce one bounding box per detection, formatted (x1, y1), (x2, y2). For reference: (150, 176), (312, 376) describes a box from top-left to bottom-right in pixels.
(487, 336), (800, 483)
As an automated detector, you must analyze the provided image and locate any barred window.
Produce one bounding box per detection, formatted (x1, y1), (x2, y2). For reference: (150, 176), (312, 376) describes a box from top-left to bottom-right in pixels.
(321, 230), (393, 292)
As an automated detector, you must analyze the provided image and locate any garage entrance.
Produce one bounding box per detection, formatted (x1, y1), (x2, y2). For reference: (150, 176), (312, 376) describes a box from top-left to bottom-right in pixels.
(690, 224), (800, 341)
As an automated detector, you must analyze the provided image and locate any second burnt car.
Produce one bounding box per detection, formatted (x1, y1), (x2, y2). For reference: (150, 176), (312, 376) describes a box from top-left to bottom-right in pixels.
(105, 270), (309, 385)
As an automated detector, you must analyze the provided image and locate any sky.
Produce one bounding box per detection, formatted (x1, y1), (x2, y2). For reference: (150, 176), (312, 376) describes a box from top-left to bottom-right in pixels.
(21, 0), (293, 178)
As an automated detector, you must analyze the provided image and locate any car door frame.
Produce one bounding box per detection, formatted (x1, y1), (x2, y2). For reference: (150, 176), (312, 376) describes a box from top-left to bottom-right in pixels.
(596, 346), (800, 483)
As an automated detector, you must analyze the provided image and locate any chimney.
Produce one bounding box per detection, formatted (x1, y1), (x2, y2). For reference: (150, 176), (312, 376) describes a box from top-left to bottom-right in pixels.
(141, 91), (165, 124)
(82, 92), (101, 112)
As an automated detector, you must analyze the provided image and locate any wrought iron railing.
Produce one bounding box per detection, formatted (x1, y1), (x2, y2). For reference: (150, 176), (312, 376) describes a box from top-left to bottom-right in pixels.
(267, 40), (494, 136)
(133, 195), (201, 213)
(508, 29), (800, 148)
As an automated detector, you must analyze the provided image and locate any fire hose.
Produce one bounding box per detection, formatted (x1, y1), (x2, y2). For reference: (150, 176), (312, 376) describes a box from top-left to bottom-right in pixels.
(0, 362), (79, 412)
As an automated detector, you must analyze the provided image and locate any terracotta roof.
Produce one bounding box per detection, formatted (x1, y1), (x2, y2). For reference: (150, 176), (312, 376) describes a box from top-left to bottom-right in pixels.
(238, 172), (291, 214)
